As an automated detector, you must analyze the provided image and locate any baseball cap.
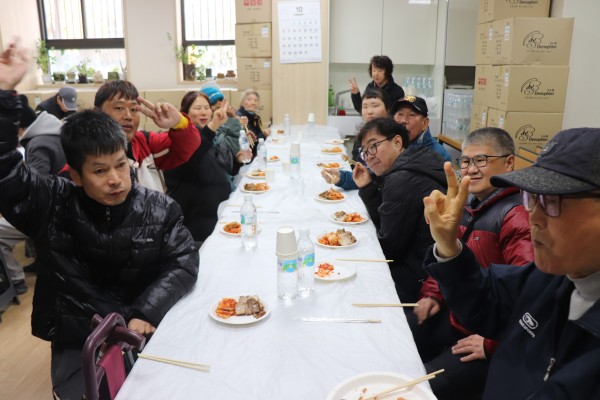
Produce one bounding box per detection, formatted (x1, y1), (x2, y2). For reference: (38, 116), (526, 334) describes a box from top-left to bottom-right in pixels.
(491, 128), (600, 195)
(391, 96), (428, 117)
(200, 86), (225, 106)
(58, 86), (78, 111)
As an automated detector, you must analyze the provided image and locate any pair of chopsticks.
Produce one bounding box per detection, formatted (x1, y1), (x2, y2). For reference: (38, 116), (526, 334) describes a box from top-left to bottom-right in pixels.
(341, 154), (360, 166)
(137, 353), (211, 372)
(336, 258), (393, 263)
(225, 203), (262, 208)
(353, 303), (419, 308)
(363, 369), (445, 400)
(296, 317), (381, 323)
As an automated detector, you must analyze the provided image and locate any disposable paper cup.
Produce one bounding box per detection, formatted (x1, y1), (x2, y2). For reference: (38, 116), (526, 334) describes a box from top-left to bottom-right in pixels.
(265, 168), (276, 183)
(307, 113), (315, 123)
(290, 142), (301, 156)
(282, 160), (291, 174)
(276, 226), (298, 257)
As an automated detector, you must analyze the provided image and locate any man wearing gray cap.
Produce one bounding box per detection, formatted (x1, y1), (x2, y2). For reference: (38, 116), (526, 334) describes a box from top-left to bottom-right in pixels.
(422, 127), (600, 398)
(35, 85), (78, 119)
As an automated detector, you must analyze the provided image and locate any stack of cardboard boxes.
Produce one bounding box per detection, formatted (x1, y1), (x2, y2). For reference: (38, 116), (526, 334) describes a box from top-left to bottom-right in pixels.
(235, 0), (273, 123)
(471, 0), (574, 151)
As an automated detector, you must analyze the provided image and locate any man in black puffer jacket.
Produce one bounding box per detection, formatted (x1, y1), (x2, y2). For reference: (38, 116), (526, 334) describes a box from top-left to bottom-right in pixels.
(0, 43), (199, 400)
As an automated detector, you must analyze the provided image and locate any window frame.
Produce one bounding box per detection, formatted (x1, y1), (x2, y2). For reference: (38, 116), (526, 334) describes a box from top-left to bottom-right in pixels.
(180, 0), (235, 50)
(37, 0), (125, 50)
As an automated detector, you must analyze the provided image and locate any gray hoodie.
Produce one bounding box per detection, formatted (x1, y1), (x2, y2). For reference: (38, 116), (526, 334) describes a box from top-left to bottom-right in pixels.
(19, 111), (65, 176)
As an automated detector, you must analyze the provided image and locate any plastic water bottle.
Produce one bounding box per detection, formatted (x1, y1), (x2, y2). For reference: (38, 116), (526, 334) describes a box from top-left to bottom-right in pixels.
(256, 138), (267, 170)
(290, 142), (300, 179)
(283, 113), (291, 138)
(307, 113), (315, 137)
(297, 229), (315, 297)
(240, 195), (257, 251)
(239, 130), (251, 164)
(276, 226), (298, 300)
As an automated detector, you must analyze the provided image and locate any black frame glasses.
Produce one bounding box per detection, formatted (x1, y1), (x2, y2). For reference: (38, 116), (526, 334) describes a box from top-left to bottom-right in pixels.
(359, 138), (390, 161)
(521, 190), (600, 217)
(457, 154), (511, 169)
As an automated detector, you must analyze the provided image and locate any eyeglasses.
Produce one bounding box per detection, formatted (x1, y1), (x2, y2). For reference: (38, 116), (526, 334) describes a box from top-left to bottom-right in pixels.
(359, 138), (390, 161)
(457, 154), (511, 169)
(521, 190), (600, 217)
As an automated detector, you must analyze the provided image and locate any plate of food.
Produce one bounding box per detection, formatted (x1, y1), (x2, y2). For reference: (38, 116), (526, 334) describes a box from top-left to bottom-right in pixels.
(316, 161), (343, 169)
(326, 371), (437, 400)
(330, 211), (368, 225)
(326, 139), (345, 145)
(221, 221), (241, 236)
(315, 188), (345, 203)
(316, 229), (358, 248)
(268, 155), (280, 162)
(210, 295), (270, 325)
(321, 146), (344, 154)
(241, 182), (270, 193)
(246, 170), (266, 179)
(314, 261), (356, 281)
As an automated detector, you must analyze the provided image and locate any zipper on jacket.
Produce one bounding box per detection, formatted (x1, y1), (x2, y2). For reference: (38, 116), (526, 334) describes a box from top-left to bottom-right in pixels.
(105, 207), (111, 226)
(543, 357), (556, 381)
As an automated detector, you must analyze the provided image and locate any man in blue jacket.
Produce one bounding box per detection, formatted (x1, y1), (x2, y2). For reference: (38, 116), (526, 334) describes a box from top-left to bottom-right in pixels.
(422, 127), (600, 399)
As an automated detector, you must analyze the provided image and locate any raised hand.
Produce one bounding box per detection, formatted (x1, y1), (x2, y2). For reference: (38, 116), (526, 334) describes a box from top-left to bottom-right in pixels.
(348, 77), (359, 94)
(136, 96), (182, 129)
(352, 162), (372, 188)
(0, 39), (30, 91)
(208, 98), (228, 132)
(423, 162), (470, 258)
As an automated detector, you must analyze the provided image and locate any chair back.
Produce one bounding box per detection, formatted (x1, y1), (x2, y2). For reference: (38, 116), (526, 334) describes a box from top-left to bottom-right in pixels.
(82, 313), (146, 400)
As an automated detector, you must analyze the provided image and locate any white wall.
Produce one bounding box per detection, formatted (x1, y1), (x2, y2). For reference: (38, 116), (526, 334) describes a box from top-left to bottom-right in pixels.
(551, 0), (600, 129)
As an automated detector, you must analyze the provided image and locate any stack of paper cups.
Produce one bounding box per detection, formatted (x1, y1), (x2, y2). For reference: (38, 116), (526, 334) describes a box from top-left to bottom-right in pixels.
(275, 226), (299, 300)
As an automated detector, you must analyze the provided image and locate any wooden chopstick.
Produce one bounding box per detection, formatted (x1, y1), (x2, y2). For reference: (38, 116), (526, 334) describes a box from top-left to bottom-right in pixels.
(353, 303), (419, 307)
(363, 369), (444, 400)
(341, 154), (360, 166)
(335, 258), (393, 263)
(138, 353), (211, 372)
(225, 204), (262, 208)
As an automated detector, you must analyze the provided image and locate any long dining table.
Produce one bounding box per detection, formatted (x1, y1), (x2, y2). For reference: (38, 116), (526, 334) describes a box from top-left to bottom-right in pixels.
(116, 127), (433, 399)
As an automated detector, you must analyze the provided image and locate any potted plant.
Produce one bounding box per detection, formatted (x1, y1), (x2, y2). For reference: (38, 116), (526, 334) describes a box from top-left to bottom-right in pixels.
(34, 40), (55, 84)
(76, 60), (93, 83)
(167, 33), (204, 81)
(52, 71), (66, 83)
(66, 67), (77, 83)
(108, 67), (120, 81)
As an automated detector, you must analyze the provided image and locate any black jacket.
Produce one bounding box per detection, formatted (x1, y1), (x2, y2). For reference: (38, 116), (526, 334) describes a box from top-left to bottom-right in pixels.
(0, 91), (199, 346)
(351, 78), (405, 114)
(164, 125), (232, 242)
(35, 94), (73, 120)
(358, 146), (446, 302)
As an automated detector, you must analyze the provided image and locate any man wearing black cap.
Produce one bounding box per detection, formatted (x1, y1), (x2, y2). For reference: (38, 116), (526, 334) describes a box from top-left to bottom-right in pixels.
(35, 86), (78, 120)
(422, 128), (600, 398)
(392, 96), (451, 162)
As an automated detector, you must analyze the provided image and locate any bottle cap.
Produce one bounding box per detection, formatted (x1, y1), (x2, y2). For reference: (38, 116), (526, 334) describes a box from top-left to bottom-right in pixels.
(244, 194), (253, 202)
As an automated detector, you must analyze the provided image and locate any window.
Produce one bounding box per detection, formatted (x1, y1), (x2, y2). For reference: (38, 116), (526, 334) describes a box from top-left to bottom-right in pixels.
(37, 0), (126, 79)
(181, 0), (236, 78)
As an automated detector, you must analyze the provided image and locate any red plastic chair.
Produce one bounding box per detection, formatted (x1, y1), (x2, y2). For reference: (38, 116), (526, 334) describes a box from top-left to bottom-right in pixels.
(82, 313), (146, 400)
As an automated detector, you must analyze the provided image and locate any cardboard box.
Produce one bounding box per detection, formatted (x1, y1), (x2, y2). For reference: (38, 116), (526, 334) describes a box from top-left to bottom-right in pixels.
(478, 0), (550, 23)
(473, 64), (495, 105)
(488, 65), (569, 112)
(231, 89), (272, 125)
(487, 108), (563, 150)
(474, 22), (495, 65)
(141, 89), (189, 132)
(235, 23), (272, 58)
(470, 104), (489, 131)
(236, 0), (271, 24)
(491, 18), (574, 65)
(236, 58), (272, 90)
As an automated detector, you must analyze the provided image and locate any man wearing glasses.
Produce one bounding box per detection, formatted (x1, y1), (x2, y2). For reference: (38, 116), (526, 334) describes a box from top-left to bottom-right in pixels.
(353, 118), (446, 303)
(410, 128), (533, 400)
(422, 127), (600, 398)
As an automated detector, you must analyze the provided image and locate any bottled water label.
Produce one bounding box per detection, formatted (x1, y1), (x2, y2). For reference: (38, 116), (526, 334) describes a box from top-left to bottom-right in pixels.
(299, 252), (314, 267)
(291, 157), (299, 165)
(277, 257), (298, 300)
(298, 251), (315, 296)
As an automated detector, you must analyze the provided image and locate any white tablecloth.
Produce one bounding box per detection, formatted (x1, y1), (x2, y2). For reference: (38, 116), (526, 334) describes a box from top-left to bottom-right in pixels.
(116, 132), (429, 400)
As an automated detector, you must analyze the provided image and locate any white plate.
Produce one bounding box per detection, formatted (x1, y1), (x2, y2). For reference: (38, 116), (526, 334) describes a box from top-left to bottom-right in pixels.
(245, 171), (267, 179)
(326, 371), (437, 400)
(267, 156), (281, 163)
(316, 162), (344, 169)
(220, 224), (261, 236)
(330, 212), (368, 225)
(321, 148), (345, 155)
(314, 262), (356, 281)
(326, 139), (345, 145)
(316, 234), (359, 249)
(241, 184), (271, 194)
(209, 297), (271, 325)
(314, 194), (345, 203)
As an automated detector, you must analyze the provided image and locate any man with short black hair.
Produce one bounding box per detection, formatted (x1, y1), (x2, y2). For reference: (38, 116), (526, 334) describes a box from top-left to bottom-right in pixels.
(35, 85), (78, 119)
(422, 127), (600, 398)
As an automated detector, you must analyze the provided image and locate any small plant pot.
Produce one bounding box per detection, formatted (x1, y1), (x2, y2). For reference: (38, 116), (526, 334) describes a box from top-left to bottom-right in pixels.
(107, 72), (120, 81)
(78, 75), (89, 83)
(52, 73), (66, 82)
(183, 64), (196, 81)
(41, 74), (52, 85)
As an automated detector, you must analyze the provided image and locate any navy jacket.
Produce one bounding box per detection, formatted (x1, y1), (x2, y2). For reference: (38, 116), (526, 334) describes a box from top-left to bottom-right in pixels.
(424, 247), (600, 399)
